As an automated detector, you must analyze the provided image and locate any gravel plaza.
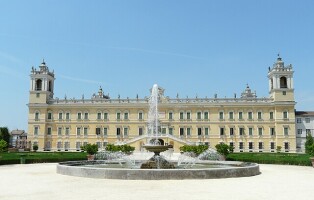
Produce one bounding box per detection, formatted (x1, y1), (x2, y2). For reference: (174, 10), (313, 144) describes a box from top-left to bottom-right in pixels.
(0, 163), (313, 200)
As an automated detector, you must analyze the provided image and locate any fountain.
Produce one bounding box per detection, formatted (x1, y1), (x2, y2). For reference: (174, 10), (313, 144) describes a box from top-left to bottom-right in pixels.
(141, 84), (175, 169)
(57, 84), (260, 179)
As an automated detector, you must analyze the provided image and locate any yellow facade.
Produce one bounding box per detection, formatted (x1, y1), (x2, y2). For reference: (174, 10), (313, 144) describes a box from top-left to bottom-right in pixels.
(28, 57), (297, 153)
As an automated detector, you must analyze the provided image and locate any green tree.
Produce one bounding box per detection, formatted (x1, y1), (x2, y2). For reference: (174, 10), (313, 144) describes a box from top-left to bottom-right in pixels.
(215, 143), (233, 157)
(0, 127), (10, 144)
(82, 143), (98, 155)
(305, 133), (314, 154)
(33, 144), (39, 152)
(0, 139), (8, 152)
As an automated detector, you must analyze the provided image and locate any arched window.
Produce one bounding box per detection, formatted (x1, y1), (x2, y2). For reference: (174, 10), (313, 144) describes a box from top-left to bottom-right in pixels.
(35, 79), (42, 91)
(280, 77), (287, 88)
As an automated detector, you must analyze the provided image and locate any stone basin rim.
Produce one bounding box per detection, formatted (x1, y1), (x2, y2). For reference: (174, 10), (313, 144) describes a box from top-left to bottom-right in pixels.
(57, 160), (260, 180)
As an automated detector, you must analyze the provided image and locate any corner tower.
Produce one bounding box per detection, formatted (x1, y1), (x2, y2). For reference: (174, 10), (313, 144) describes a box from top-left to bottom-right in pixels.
(29, 60), (55, 104)
(268, 55), (294, 102)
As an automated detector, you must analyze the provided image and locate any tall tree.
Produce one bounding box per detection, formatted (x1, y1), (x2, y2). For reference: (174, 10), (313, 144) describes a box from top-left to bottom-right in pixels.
(0, 127), (10, 144)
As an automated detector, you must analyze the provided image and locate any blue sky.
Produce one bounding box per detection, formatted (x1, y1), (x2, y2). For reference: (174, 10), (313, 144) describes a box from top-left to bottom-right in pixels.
(1, 0), (314, 131)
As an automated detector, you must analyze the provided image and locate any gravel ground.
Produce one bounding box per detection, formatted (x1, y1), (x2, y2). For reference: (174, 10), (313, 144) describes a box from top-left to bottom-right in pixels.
(0, 163), (313, 200)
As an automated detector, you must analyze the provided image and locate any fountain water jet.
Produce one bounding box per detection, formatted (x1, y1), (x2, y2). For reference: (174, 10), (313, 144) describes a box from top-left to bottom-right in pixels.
(141, 84), (174, 169)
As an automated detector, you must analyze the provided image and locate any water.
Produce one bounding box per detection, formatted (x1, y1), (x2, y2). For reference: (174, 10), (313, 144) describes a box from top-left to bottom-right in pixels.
(147, 84), (159, 145)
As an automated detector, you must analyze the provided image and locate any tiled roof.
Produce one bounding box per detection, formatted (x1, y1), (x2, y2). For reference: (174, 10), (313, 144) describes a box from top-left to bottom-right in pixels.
(295, 111), (314, 116)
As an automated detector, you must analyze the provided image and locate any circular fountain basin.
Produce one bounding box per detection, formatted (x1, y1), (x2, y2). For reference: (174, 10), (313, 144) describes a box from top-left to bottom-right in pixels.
(57, 160), (260, 180)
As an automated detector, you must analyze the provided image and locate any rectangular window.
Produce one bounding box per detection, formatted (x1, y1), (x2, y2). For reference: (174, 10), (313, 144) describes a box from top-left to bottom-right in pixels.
(197, 128), (202, 136)
(204, 112), (209, 120)
(180, 112), (184, 120)
(162, 128), (166, 134)
(249, 142), (253, 150)
(57, 142), (62, 150)
(219, 112), (224, 120)
(76, 142), (81, 150)
(169, 127), (173, 135)
(249, 128), (253, 136)
(259, 142), (263, 151)
(204, 128), (209, 136)
(123, 128), (128, 136)
(139, 127), (143, 136)
(169, 112), (173, 120)
(284, 142), (289, 151)
(297, 129), (302, 135)
(97, 113), (102, 120)
(186, 112), (191, 120)
(34, 127), (39, 135)
(96, 128), (101, 135)
(284, 127), (289, 136)
(64, 142), (69, 150)
(270, 128), (275, 136)
(229, 112), (234, 120)
(65, 127), (70, 136)
(77, 113), (82, 120)
(230, 128), (234, 136)
(187, 128), (191, 136)
(283, 91), (286, 95)
(76, 127), (81, 136)
(248, 112), (253, 120)
(103, 128), (108, 136)
(84, 113), (88, 120)
(139, 112), (143, 120)
(104, 113), (108, 120)
(117, 113), (121, 120)
(270, 112), (274, 120)
(220, 127), (224, 136)
(305, 118), (310, 123)
(34, 112), (39, 121)
(83, 127), (88, 136)
(239, 128), (244, 136)
(258, 128), (263, 136)
(116, 128), (121, 136)
(197, 112), (202, 120)
(124, 113), (129, 120)
(58, 113), (62, 120)
(297, 118), (302, 123)
(258, 112), (262, 120)
(270, 142), (275, 150)
(66, 112), (70, 120)
(238, 112), (243, 120)
(57, 127), (62, 136)
(239, 142), (243, 150)
(47, 112), (52, 120)
(180, 128), (184, 136)
(283, 111), (288, 119)
(96, 142), (101, 148)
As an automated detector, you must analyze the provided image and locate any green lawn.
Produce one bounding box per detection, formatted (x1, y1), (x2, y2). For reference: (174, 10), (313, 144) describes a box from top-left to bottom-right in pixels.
(0, 152), (87, 165)
(227, 152), (312, 166)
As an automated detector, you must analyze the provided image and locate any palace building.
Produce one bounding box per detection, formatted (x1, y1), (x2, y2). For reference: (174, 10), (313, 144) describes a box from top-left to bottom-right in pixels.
(28, 56), (296, 153)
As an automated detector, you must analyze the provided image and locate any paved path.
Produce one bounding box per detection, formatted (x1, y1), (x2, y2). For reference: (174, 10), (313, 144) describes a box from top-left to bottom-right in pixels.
(0, 163), (313, 200)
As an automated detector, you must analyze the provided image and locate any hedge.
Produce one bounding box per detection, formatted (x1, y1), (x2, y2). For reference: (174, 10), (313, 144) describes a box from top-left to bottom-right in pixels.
(227, 153), (312, 166)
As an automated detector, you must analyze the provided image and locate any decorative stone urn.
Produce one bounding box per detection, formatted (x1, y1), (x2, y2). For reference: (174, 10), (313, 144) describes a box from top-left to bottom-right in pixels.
(87, 154), (95, 161)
